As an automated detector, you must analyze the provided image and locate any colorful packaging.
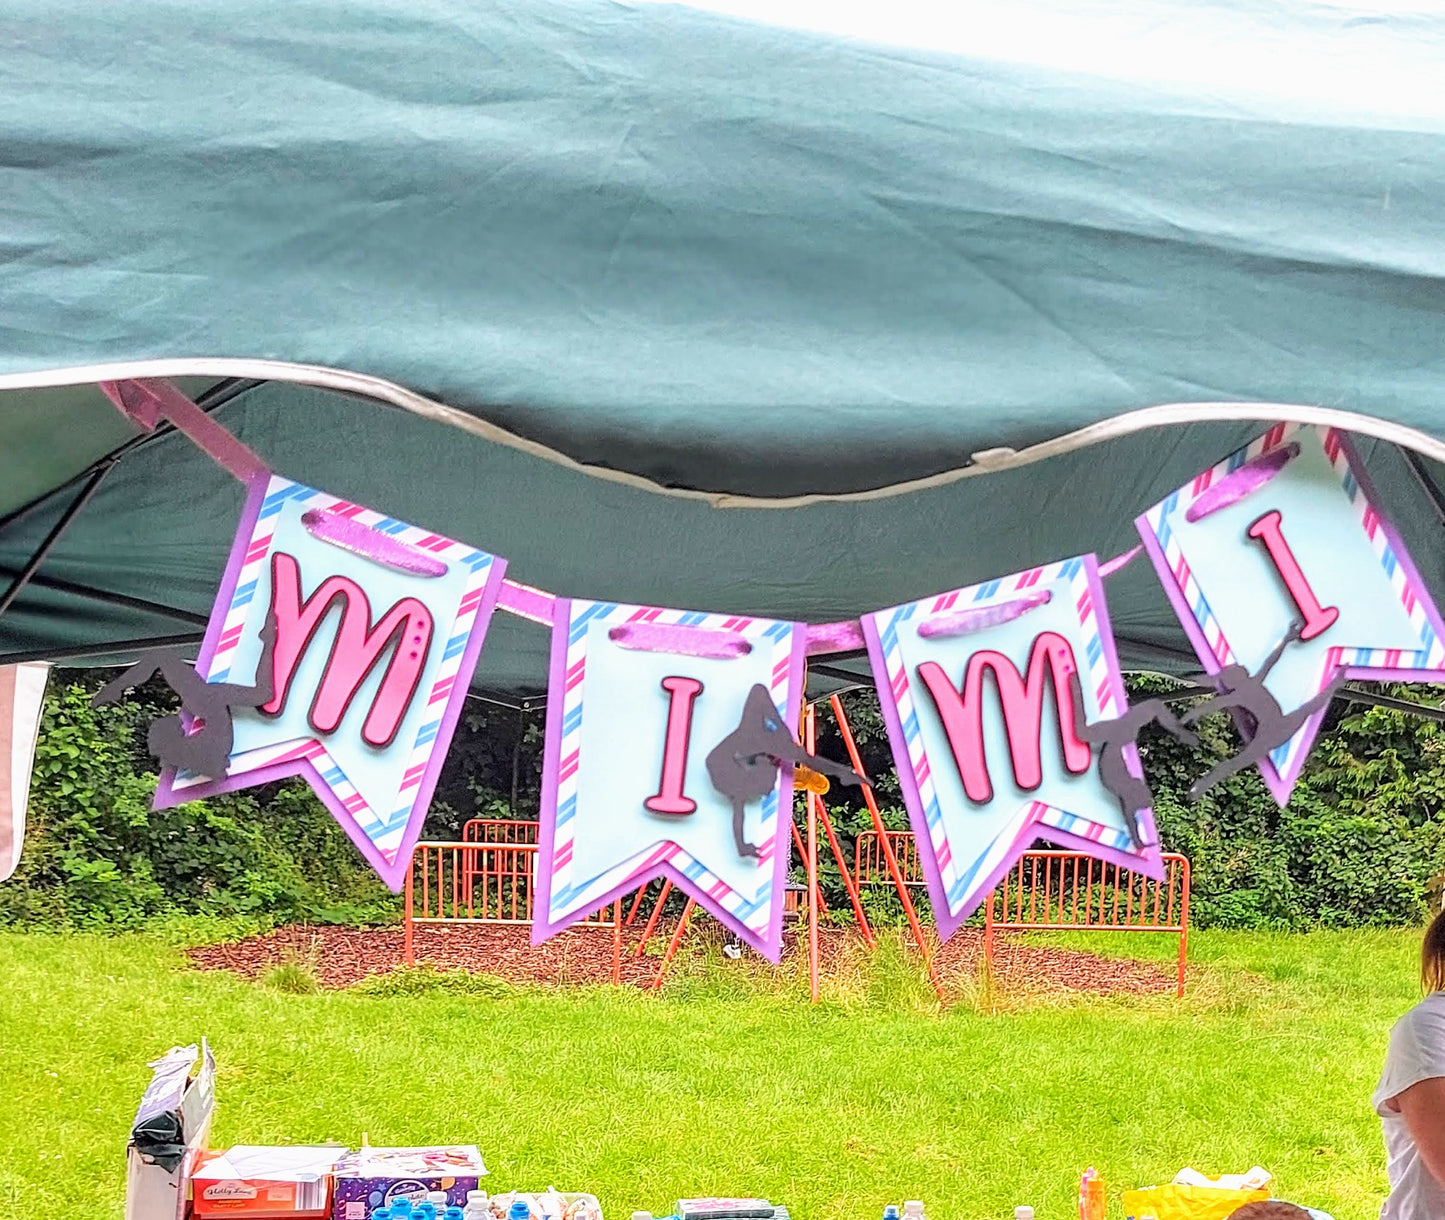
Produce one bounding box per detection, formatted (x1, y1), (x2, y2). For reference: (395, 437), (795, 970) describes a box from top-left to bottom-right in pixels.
(677, 1202), (777, 1220)
(1121, 1184), (1270, 1220)
(332, 1146), (487, 1219)
(488, 1189), (602, 1220)
(126, 1041), (216, 1220)
(193, 1146), (346, 1218)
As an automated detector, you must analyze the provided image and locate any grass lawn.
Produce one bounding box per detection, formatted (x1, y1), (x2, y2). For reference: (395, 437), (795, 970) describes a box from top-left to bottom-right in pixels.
(0, 925), (1419, 1220)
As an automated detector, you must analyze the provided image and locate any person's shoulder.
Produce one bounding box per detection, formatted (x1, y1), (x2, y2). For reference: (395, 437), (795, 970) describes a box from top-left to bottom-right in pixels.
(1397, 991), (1445, 1036)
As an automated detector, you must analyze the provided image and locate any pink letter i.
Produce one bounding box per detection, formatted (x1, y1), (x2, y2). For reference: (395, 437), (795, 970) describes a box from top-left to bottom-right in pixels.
(1247, 509), (1340, 641)
(645, 676), (704, 815)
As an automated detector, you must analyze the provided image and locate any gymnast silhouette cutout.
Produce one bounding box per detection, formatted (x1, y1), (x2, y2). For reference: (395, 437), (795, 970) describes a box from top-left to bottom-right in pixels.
(1182, 618), (1345, 801)
(1066, 669), (1199, 849)
(93, 612), (278, 780)
(705, 683), (866, 858)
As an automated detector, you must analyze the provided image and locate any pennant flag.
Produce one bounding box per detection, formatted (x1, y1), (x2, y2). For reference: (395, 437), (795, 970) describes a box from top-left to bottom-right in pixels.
(156, 474), (507, 889)
(0, 663), (50, 882)
(861, 556), (1160, 941)
(1137, 423), (1445, 804)
(534, 600), (806, 961)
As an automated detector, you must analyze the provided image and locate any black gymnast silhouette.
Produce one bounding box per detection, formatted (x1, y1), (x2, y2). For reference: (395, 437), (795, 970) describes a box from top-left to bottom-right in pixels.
(93, 612), (278, 780)
(1182, 619), (1345, 800)
(1066, 670), (1199, 849)
(705, 683), (866, 858)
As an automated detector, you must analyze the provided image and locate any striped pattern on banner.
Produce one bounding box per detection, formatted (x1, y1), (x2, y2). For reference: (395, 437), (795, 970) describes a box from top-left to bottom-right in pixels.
(874, 557), (1133, 919)
(548, 603), (796, 935)
(172, 475), (498, 864)
(1140, 423), (1445, 779)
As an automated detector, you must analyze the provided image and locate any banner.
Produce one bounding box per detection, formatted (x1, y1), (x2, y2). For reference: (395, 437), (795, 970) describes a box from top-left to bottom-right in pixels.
(71, 408), (1445, 937)
(533, 600), (818, 960)
(861, 555), (1161, 938)
(147, 474), (507, 890)
(1137, 424), (1445, 804)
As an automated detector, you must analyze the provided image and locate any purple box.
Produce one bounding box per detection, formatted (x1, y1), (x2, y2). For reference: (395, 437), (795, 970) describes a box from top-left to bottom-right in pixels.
(331, 1147), (486, 1220)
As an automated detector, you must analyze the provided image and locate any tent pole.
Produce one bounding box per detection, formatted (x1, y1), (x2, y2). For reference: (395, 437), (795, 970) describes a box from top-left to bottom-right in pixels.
(0, 569), (208, 629)
(805, 703), (820, 1004)
(0, 461), (115, 626)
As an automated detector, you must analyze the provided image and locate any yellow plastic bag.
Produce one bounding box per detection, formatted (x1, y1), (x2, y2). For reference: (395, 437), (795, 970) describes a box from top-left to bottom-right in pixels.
(1121, 1183), (1271, 1220)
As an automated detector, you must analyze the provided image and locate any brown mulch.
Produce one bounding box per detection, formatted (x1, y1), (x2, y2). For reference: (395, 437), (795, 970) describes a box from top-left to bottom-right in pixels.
(936, 928), (1176, 996)
(186, 921), (1176, 996)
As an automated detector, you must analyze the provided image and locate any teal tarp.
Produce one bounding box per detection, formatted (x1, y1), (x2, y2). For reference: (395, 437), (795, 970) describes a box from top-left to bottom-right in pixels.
(2, 0), (1445, 689)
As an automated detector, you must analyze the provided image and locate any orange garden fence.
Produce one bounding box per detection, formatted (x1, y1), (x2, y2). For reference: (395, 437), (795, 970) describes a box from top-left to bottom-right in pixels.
(403, 818), (1190, 997)
(854, 829), (927, 887)
(403, 834), (624, 981)
(984, 849), (1191, 997)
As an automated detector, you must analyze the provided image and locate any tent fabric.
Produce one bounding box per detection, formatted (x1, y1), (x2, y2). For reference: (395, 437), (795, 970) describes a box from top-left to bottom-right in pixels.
(2, 1), (1445, 688)
(3, 0), (1445, 502)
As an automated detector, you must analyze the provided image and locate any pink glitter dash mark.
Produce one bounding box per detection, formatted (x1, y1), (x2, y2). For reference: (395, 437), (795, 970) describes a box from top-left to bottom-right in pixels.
(917, 590), (1052, 639)
(301, 509), (448, 578)
(1184, 443), (1300, 523)
(607, 622), (752, 659)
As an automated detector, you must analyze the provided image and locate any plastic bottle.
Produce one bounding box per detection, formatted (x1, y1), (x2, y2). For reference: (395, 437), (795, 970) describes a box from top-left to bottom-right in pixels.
(1014, 1209), (1034, 1220)
(1079, 1169), (1106, 1220)
(632, 1212), (653, 1220)
(509, 1201), (533, 1220)
(903, 1203), (924, 1220)
(882, 1207), (899, 1220)
(445, 1209), (465, 1220)
(463, 1195), (491, 1220)
(429, 1194), (451, 1212)
(372, 1210), (394, 1220)
(393, 1201), (414, 1217)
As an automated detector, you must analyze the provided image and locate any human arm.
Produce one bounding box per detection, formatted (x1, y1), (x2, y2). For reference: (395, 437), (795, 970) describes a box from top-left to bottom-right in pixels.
(1393, 1076), (1445, 1193)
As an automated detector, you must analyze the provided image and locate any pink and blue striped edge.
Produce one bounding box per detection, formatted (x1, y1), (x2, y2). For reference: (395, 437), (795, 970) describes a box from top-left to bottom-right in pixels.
(532, 600), (805, 963)
(154, 472), (508, 892)
(1136, 424), (1445, 806)
(860, 554), (1162, 943)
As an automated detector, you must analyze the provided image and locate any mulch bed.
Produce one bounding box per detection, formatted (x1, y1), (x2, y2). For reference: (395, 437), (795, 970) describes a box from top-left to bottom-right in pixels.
(186, 921), (1176, 996)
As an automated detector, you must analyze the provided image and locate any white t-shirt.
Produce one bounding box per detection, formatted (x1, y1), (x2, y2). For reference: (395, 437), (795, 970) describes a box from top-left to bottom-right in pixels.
(1374, 991), (1445, 1219)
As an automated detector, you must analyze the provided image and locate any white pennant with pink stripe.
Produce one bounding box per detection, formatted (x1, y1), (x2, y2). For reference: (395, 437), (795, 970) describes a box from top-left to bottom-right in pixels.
(157, 473), (508, 890)
(860, 554), (1159, 941)
(533, 598), (805, 961)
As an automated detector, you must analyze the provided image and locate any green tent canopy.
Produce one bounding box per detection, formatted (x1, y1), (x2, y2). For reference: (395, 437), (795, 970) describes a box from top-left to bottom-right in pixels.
(2, 0), (1445, 695)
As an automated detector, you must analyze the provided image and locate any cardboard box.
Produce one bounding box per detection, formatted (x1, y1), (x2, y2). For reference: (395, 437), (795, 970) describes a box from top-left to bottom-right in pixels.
(125, 1042), (216, 1220)
(193, 1146), (347, 1218)
(332, 1146), (487, 1219)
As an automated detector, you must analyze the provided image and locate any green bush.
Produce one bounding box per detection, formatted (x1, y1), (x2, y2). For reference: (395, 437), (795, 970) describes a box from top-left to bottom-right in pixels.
(0, 677), (396, 929)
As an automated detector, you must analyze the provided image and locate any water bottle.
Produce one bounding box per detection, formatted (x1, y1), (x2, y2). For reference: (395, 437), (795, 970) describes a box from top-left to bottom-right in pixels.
(1015, 1209), (1034, 1220)
(445, 1209), (465, 1220)
(903, 1203), (924, 1220)
(509, 1201), (532, 1220)
(632, 1212), (653, 1220)
(883, 1207), (899, 1220)
(463, 1193), (490, 1220)
(429, 1194), (451, 1212)
(393, 1201), (414, 1217)
(372, 1210), (394, 1220)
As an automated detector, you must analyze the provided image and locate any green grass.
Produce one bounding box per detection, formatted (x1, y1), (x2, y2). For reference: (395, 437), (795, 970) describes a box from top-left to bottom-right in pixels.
(0, 927), (1419, 1220)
